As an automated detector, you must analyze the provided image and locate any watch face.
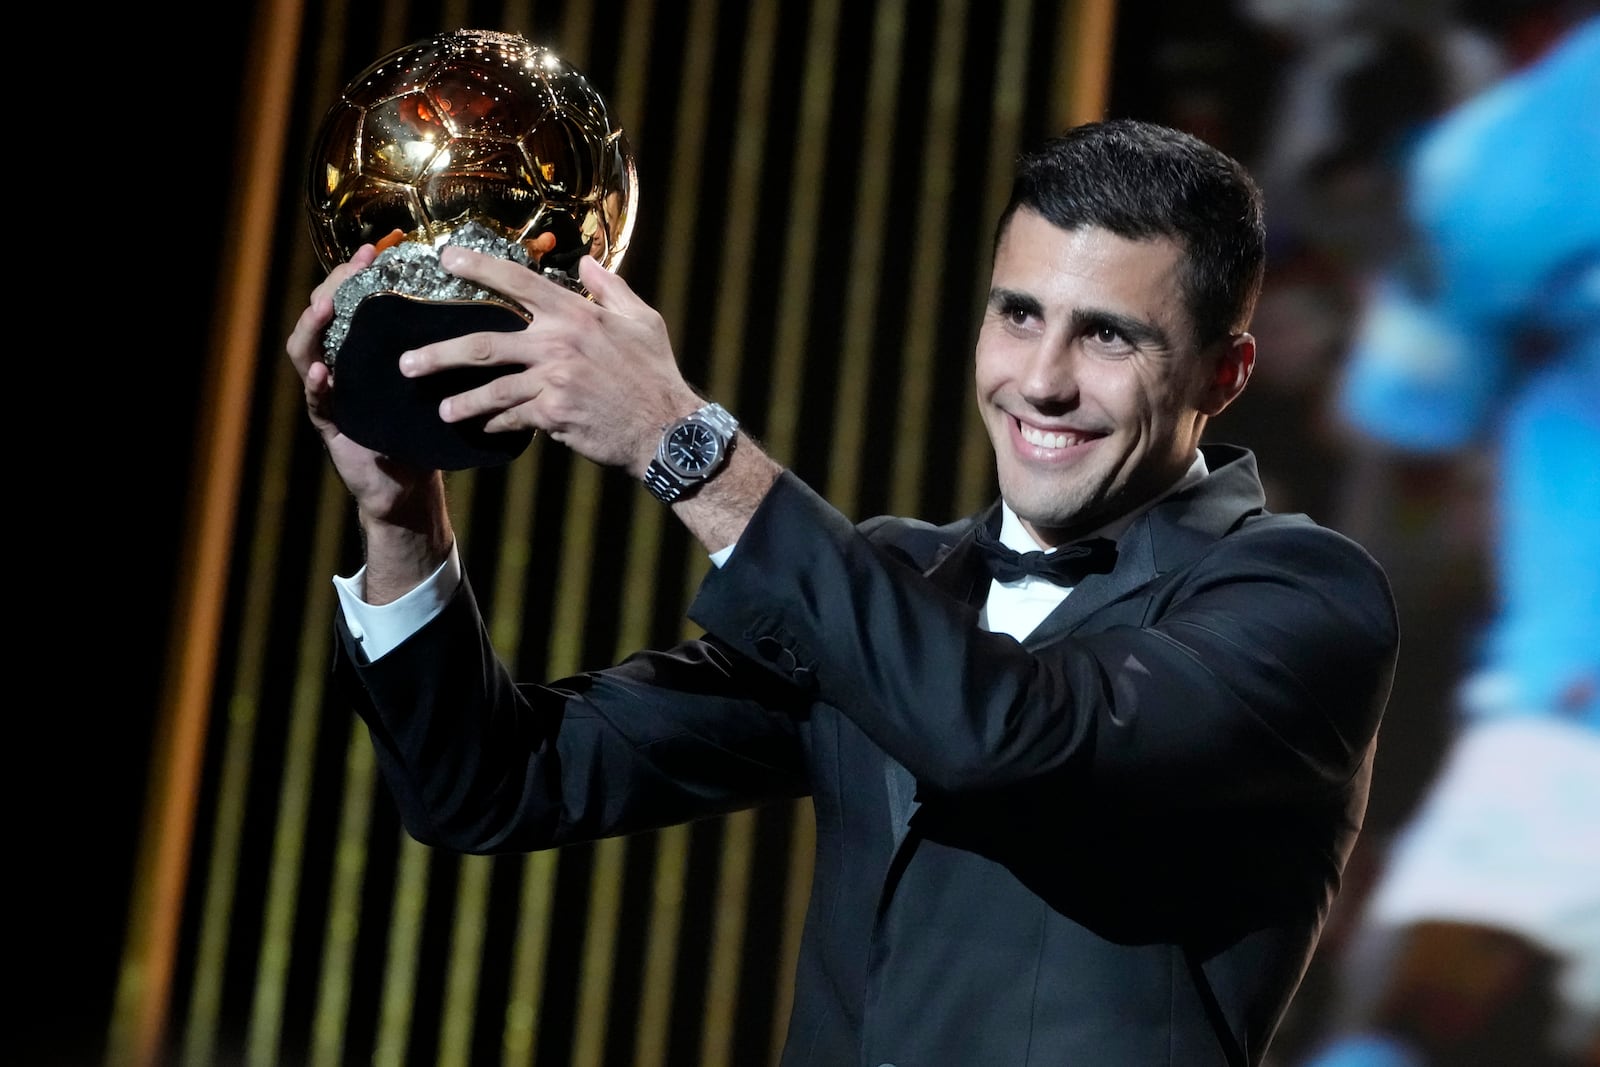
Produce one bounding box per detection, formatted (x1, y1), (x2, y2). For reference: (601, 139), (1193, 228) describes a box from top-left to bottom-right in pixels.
(664, 420), (724, 476)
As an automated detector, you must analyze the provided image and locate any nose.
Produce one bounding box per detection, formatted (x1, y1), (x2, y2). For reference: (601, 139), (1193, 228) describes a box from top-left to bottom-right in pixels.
(1017, 338), (1080, 409)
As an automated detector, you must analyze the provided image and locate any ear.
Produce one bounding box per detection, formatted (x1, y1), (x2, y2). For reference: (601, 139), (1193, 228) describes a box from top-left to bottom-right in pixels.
(1199, 332), (1254, 416)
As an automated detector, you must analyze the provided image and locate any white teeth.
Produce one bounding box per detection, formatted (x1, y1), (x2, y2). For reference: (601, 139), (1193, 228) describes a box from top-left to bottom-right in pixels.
(1020, 424), (1079, 449)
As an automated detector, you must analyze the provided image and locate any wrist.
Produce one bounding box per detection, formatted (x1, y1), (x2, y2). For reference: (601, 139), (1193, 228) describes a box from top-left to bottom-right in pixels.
(359, 525), (454, 604)
(670, 444), (782, 554)
(357, 476), (454, 604)
(643, 402), (740, 504)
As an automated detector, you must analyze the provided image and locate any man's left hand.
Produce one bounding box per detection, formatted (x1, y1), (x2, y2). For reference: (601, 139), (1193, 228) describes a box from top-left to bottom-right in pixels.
(397, 248), (705, 476)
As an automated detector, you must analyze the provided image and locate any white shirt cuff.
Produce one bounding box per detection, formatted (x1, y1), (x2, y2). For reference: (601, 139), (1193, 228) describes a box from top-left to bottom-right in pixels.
(332, 543), (462, 661)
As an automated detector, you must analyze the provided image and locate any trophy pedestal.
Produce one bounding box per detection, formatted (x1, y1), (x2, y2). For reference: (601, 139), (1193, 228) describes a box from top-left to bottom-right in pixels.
(333, 293), (534, 470)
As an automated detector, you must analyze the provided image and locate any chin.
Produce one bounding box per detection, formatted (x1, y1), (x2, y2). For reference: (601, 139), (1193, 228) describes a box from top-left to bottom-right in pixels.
(1001, 483), (1093, 533)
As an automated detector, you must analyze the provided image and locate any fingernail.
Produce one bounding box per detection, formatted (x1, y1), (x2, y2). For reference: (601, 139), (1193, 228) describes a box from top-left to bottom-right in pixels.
(399, 351), (417, 374)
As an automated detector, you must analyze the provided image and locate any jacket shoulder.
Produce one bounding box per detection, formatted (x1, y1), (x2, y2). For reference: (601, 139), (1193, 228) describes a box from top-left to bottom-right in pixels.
(1219, 510), (1398, 625)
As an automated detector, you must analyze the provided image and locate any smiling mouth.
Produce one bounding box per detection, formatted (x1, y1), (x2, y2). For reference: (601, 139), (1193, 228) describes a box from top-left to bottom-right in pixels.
(1017, 420), (1099, 450)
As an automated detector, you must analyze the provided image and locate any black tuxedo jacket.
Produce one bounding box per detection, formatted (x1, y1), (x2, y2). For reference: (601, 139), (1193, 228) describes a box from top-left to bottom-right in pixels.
(336, 445), (1398, 1066)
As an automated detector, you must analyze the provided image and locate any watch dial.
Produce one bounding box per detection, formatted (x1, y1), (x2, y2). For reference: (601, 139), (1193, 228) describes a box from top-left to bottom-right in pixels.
(666, 422), (722, 475)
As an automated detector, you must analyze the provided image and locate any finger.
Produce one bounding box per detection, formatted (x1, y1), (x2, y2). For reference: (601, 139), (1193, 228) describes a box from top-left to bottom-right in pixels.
(437, 366), (544, 426)
(289, 352), (344, 442)
(312, 243), (381, 303)
(304, 359), (336, 422)
(348, 242), (380, 271)
(398, 324), (535, 379)
(438, 245), (589, 317)
(287, 295), (335, 381)
(522, 231), (559, 264)
(481, 402), (541, 435)
(293, 243), (380, 370)
(576, 255), (649, 315)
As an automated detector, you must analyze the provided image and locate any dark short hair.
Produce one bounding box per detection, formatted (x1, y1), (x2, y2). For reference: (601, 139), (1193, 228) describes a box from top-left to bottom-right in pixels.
(996, 118), (1266, 347)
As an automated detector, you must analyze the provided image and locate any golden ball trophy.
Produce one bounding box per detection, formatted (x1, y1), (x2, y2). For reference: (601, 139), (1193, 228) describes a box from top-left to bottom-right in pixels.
(305, 29), (638, 468)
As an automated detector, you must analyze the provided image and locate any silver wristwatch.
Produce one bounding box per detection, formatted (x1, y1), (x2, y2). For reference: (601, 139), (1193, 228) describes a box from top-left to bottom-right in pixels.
(643, 402), (740, 503)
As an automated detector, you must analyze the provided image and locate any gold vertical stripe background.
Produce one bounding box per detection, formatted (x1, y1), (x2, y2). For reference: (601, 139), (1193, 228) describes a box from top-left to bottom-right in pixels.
(760, 2), (843, 1060)
(113, 2), (1114, 1064)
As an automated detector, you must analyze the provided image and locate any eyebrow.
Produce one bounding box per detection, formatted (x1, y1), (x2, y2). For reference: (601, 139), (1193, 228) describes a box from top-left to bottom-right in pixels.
(1069, 307), (1171, 349)
(988, 287), (1043, 319)
(989, 287), (1173, 350)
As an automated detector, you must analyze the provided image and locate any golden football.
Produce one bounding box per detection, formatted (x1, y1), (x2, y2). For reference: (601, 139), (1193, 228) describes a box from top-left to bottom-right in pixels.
(304, 28), (637, 280)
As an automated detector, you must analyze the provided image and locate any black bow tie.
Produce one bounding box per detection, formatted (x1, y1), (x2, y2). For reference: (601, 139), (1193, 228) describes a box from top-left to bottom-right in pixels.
(971, 524), (1118, 586)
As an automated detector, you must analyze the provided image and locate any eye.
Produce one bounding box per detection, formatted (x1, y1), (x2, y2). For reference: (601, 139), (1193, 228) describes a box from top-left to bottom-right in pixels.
(988, 290), (1044, 332)
(1085, 323), (1137, 356)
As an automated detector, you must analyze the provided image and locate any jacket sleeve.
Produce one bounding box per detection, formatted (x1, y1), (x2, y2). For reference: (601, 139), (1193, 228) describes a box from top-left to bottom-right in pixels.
(689, 472), (1398, 813)
(335, 573), (811, 854)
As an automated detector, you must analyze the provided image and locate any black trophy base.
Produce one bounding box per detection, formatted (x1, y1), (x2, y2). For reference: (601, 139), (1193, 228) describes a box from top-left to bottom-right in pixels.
(333, 293), (536, 470)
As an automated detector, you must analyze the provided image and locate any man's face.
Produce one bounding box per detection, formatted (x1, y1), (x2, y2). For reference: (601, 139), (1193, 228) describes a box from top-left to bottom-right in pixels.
(975, 208), (1252, 547)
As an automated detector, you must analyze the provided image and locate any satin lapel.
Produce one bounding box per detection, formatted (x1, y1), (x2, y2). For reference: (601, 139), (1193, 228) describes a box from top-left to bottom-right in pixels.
(1022, 445), (1268, 647)
(1023, 518), (1159, 648)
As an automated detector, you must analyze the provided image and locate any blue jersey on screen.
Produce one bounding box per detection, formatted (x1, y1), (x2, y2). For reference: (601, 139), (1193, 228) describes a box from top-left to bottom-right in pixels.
(1338, 18), (1600, 727)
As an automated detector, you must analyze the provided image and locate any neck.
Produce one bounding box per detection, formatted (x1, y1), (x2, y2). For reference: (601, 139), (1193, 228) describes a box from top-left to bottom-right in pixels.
(1007, 450), (1209, 551)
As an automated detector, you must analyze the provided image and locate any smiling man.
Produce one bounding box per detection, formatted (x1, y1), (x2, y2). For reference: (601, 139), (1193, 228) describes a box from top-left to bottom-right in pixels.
(978, 212), (1255, 547)
(288, 117), (1399, 1066)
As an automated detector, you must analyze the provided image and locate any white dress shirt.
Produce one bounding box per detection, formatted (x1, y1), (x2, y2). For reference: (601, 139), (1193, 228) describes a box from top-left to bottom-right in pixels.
(980, 452), (1208, 640)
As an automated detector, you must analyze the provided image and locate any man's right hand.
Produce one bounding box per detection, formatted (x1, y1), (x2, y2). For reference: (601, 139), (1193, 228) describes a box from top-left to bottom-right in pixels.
(286, 244), (454, 604)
